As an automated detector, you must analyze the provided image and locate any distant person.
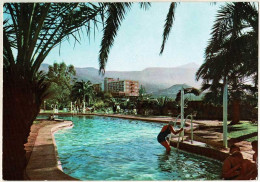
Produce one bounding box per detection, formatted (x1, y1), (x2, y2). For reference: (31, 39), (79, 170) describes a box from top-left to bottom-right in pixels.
(116, 105), (120, 113)
(157, 121), (183, 154)
(251, 140), (258, 163)
(222, 144), (257, 180)
(113, 105), (116, 114)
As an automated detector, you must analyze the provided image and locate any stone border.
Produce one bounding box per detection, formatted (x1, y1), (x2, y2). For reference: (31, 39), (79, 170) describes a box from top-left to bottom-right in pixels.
(25, 121), (79, 180)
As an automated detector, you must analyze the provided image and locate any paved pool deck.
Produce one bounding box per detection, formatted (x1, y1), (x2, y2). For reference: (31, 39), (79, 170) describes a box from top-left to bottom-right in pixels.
(25, 113), (256, 180)
(25, 120), (78, 180)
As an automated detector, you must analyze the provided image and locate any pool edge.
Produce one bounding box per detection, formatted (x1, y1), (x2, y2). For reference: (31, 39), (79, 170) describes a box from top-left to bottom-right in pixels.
(38, 113), (229, 162)
(170, 140), (229, 162)
(25, 121), (79, 180)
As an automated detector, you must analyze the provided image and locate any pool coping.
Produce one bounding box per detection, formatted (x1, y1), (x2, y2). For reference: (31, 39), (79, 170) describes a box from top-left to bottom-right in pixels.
(25, 120), (79, 180)
(38, 112), (196, 127)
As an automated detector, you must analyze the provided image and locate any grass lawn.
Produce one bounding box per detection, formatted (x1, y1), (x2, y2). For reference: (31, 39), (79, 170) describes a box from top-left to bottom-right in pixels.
(228, 121), (258, 142)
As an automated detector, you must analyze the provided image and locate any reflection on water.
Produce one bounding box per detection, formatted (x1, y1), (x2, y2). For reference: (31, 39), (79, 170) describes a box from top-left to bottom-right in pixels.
(55, 116), (222, 180)
(157, 153), (171, 172)
(157, 149), (222, 180)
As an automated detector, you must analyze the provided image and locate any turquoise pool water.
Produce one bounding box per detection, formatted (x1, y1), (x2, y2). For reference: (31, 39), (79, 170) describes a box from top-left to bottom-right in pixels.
(54, 116), (222, 180)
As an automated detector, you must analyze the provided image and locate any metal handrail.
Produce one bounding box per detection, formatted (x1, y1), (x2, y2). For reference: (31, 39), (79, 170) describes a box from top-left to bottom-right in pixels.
(174, 114), (181, 128)
(177, 131), (182, 149)
(174, 114), (181, 149)
(184, 115), (193, 144)
(176, 114), (193, 150)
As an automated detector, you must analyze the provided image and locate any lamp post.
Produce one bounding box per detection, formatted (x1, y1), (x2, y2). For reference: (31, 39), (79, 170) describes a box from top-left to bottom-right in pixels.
(223, 78), (228, 148)
(83, 95), (86, 113)
(83, 101), (86, 114)
(180, 87), (185, 141)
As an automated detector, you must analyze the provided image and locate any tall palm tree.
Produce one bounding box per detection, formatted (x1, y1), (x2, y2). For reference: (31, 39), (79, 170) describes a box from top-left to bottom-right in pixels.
(3, 4), (107, 179)
(196, 2), (258, 125)
(71, 80), (95, 107)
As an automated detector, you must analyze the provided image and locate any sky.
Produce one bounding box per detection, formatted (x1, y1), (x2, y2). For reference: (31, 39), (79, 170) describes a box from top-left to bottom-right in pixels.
(43, 2), (225, 71)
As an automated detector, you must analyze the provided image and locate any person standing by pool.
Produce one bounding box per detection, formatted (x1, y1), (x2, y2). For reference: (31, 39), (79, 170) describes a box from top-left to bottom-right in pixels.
(157, 121), (183, 154)
(251, 141), (258, 163)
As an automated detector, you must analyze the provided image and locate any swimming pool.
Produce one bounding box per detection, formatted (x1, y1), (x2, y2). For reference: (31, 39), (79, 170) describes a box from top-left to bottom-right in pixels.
(54, 116), (222, 180)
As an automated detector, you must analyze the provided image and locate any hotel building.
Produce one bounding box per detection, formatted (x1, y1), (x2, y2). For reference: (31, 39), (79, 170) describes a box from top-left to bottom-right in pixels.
(104, 77), (139, 97)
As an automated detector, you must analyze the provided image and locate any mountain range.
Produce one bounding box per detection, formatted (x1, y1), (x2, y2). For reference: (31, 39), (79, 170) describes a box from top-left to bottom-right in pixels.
(151, 84), (191, 98)
(40, 62), (202, 94)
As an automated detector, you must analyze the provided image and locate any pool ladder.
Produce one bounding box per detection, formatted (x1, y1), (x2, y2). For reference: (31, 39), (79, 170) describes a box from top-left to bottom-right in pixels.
(174, 114), (194, 149)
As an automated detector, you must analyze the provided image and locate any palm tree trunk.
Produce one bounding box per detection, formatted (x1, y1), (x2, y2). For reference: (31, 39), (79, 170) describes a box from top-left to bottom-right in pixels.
(3, 73), (41, 180)
(230, 99), (240, 125)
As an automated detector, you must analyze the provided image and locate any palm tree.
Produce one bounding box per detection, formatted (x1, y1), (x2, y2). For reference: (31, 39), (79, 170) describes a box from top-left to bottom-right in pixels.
(175, 87), (201, 102)
(3, 4), (108, 179)
(4, 3), (151, 179)
(71, 80), (95, 107)
(196, 2), (258, 125)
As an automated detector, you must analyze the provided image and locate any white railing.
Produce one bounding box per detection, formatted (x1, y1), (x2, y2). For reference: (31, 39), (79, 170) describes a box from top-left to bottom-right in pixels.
(184, 115), (193, 144)
(176, 114), (194, 149)
(174, 114), (181, 127)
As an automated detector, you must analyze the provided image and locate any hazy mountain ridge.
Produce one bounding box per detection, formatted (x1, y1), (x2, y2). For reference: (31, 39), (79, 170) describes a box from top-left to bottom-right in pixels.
(40, 62), (202, 93)
(151, 84), (191, 98)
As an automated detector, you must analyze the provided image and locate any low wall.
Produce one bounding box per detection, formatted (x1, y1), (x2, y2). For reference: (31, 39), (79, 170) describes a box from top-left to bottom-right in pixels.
(171, 140), (229, 162)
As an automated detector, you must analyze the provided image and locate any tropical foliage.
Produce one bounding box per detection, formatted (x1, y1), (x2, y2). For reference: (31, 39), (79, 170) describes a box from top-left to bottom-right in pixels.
(45, 62), (76, 109)
(138, 85), (149, 99)
(71, 80), (95, 108)
(196, 2), (258, 125)
(175, 87), (201, 103)
(3, 3), (105, 179)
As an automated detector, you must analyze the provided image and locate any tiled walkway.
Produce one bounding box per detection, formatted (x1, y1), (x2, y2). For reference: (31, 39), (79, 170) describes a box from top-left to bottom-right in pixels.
(186, 120), (255, 161)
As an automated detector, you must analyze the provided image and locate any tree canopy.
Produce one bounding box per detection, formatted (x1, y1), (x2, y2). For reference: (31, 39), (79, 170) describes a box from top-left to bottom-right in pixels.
(196, 2), (258, 124)
(46, 62), (76, 109)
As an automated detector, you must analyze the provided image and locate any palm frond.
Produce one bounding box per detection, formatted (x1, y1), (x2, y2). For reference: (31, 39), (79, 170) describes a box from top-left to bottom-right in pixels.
(139, 2), (151, 10)
(98, 3), (132, 74)
(160, 2), (177, 55)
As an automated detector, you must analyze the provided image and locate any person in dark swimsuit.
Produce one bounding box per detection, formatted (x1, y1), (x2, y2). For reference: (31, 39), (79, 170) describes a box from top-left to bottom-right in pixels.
(157, 121), (183, 154)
